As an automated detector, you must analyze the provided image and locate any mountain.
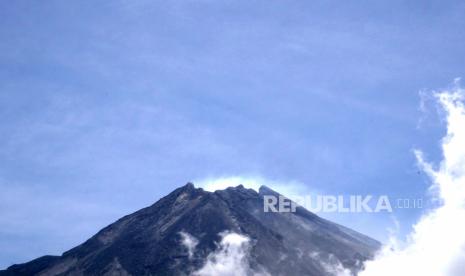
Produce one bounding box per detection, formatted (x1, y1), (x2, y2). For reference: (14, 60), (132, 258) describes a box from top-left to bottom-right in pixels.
(0, 183), (380, 276)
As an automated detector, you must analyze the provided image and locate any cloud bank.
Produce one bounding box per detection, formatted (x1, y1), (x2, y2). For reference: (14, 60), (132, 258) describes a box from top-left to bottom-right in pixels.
(360, 85), (465, 275)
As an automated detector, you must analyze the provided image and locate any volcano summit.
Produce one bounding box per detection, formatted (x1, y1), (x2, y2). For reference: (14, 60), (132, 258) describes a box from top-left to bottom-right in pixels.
(1, 183), (380, 276)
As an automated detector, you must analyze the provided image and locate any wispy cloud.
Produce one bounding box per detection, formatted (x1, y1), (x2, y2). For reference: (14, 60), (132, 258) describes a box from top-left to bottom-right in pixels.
(193, 231), (269, 276)
(179, 231), (198, 259)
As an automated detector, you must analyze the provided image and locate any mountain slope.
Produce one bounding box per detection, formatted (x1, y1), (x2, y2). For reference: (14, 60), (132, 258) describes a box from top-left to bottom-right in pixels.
(1, 183), (380, 276)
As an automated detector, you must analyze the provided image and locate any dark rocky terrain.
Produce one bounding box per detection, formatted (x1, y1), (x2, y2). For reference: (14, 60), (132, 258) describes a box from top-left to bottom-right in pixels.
(0, 183), (380, 276)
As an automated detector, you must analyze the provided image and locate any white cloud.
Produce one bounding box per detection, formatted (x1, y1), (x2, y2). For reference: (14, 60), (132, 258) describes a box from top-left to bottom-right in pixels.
(179, 231), (198, 259)
(193, 232), (269, 276)
(309, 252), (351, 276)
(360, 85), (465, 275)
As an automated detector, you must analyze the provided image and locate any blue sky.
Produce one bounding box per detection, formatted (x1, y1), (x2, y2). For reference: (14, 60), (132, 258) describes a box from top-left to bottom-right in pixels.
(1, 0), (465, 268)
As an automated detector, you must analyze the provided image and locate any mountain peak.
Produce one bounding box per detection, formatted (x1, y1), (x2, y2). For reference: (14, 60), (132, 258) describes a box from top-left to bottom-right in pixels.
(172, 182), (203, 197)
(182, 182), (196, 190)
(215, 184), (258, 199)
(1, 183), (380, 276)
(258, 184), (279, 196)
